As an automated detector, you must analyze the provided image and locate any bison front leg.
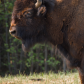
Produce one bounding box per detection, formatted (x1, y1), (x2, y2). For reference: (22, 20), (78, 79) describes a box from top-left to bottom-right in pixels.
(77, 58), (84, 84)
(78, 68), (84, 84)
(79, 73), (84, 84)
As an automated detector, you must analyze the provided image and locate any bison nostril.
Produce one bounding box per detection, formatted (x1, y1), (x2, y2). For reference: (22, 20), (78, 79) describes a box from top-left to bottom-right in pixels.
(9, 26), (17, 35)
(11, 30), (16, 35)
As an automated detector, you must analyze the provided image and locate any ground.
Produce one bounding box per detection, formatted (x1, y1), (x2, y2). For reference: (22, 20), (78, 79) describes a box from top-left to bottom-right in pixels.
(0, 72), (80, 84)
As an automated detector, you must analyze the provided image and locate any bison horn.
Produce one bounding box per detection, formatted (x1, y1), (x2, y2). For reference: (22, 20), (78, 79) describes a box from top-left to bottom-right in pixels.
(35, 0), (42, 8)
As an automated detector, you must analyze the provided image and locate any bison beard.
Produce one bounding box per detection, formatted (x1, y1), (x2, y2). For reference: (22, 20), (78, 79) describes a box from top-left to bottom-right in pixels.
(22, 31), (46, 51)
(19, 26), (47, 51)
(9, 0), (84, 84)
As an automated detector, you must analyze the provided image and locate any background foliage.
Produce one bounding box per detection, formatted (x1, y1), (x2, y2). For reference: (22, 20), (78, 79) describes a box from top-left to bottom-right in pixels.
(0, 0), (68, 75)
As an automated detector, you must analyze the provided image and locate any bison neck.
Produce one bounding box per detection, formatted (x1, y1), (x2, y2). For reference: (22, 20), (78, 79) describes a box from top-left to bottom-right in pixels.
(45, 0), (76, 45)
(45, 0), (83, 60)
(46, 14), (63, 45)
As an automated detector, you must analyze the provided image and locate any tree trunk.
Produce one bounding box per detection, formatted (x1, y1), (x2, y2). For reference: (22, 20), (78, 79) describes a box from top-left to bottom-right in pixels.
(36, 47), (39, 73)
(4, 0), (11, 73)
(0, 47), (1, 69)
(51, 45), (55, 57)
(63, 57), (66, 73)
(30, 48), (33, 74)
(14, 52), (17, 74)
(44, 44), (47, 73)
(50, 45), (55, 70)
(20, 49), (24, 72)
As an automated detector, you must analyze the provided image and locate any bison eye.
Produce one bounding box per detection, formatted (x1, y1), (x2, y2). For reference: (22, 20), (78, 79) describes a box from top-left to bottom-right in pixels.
(23, 11), (33, 18)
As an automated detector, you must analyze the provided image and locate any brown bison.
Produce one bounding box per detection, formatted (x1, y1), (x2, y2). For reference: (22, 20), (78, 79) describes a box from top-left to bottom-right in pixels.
(9, 0), (84, 83)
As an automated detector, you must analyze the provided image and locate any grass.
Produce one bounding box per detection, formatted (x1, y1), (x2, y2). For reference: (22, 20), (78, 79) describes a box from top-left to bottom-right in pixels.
(0, 72), (81, 84)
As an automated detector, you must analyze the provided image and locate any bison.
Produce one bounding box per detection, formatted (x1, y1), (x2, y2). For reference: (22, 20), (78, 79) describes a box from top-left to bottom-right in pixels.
(9, 0), (84, 83)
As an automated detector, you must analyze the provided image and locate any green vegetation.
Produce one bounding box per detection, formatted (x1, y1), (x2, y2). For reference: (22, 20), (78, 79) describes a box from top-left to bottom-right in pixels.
(0, 72), (80, 84)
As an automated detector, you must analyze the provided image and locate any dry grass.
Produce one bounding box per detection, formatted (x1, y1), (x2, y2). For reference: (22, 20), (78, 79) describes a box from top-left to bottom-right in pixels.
(0, 72), (81, 84)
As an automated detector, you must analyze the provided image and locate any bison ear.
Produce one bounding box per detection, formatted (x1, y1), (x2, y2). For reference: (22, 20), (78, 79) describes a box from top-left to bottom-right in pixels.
(37, 5), (47, 16)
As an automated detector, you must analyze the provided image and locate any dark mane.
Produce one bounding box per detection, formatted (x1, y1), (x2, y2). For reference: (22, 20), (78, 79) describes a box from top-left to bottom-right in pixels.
(14, 0), (36, 11)
(12, 0), (36, 20)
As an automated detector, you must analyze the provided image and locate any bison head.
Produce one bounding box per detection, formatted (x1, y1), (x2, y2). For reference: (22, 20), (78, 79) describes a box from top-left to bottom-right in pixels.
(9, 0), (63, 52)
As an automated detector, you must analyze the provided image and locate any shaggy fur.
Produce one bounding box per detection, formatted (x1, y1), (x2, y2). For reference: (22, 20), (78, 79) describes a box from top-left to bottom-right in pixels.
(9, 0), (84, 84)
